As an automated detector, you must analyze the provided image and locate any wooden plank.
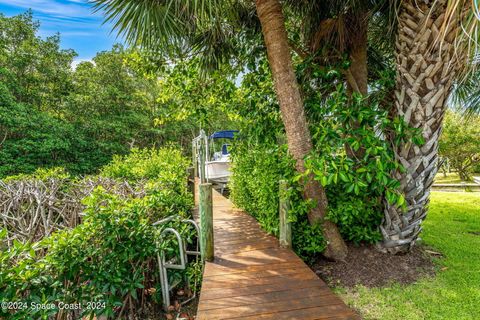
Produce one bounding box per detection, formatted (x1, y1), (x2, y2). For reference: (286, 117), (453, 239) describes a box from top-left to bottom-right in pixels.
(217, 247), (299, 259)
(203, 265), (313, 281)
(204, 260), (306, 276)
(215, 244), (280, 257)
(214, 234), (276, 244)
(208, 254), (298, 267)
(201, 269), (319, 289)
(199, 294), (345, 319)
(199, 279), (328, 301)
(198, 286), (333, 311)
(224, 305), (361, 320)
(215, 231), (269, 240)
(215, 240), (279, 252)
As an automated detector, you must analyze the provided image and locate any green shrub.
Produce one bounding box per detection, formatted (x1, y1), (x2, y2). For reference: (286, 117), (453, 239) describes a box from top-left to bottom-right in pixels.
(101, 147), (189, 183)
(230, 142), (326, 259)
(0, 147), (196, 319)
(229, 59), (415, 258)
(102, 147), (193, 222)
(327, 196), (383, 244)
(3, 167), (71, 182)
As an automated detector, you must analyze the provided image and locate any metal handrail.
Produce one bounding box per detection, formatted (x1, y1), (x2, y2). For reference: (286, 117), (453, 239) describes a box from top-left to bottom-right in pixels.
(159, 228), (186, 269)
(153, 216), (201, 311)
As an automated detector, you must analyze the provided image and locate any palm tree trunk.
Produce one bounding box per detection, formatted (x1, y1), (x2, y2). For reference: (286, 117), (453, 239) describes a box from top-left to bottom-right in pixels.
(255, 0), (347, 261)
(345, 10), (369, 160)
(346, 10), (369, 97)
(381, 0), (462, 253)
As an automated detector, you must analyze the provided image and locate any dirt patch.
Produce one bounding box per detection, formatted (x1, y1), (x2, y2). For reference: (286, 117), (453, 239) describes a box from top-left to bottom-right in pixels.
(311, 243), (438, 288)
(161, 289), (198, 320)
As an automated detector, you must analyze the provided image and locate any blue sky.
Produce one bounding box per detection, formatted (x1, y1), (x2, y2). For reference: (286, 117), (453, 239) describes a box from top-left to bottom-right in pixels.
(0, 0), (122, 65)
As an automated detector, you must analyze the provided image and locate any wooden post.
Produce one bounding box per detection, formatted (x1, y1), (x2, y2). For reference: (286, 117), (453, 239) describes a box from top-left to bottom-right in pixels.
(199, 183), (214, 262)
(199, 132), (206, 183)
(187, 167), (195, 201)
(192, 143), (198, 178)
(279, 180), (292, 249)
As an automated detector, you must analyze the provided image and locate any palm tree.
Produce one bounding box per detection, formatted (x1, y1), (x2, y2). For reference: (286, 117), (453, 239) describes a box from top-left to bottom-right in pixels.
(92, 0), (349, 260)
(282, 0), (480, 254)
(380, 0), (479, 253)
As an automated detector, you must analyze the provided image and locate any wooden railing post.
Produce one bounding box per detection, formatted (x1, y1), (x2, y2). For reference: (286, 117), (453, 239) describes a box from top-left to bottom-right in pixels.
(279, 180), (292, 249)
(192, 143), (198, 179)
(199, 131), (206, 183)
(187, 167), (195, 202)
(199, 183), (214, 262)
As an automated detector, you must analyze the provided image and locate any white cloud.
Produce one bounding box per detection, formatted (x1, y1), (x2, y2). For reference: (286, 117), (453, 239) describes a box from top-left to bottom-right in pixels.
(0, 0), (92, 17)
(71, 58), (94, 69)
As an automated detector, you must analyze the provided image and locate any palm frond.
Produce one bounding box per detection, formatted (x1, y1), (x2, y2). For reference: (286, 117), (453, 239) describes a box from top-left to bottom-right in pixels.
(91, 0), (224, 50)
(91, 0), (247, 70)
(426, 0), (480, 75)
(450, 55), (480, 115)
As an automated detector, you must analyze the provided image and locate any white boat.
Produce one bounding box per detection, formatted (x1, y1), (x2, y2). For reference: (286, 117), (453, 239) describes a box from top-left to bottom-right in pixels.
(206, 158), (231, 183)
(193, 130), (238, 186)
(205, 130), (237, 184)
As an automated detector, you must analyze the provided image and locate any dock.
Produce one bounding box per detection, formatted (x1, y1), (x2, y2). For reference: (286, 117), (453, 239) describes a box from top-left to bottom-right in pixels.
(195, 183), (360, 320)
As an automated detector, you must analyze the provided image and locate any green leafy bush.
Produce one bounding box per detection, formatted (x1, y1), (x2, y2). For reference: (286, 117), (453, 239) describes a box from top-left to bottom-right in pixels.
(101, 147), (189, 183)
(3, 167), (71, 182)
(0, 147), (196, 319)
(230, 143), (326, 259)
(102, 147), (193, 221)
(229, 58), (417, 257)
(327, 197), (383, 244)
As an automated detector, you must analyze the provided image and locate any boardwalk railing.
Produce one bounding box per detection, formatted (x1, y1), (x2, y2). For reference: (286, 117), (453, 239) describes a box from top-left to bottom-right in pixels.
(199, 182), (214, 262)
(279, 180), (292, 249)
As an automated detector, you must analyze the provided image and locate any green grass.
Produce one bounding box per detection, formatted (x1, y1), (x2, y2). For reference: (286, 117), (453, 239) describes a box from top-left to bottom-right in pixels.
(338, 192), (480, 320)
(434, 172), (467, 184)
(434, 172), (480, 184)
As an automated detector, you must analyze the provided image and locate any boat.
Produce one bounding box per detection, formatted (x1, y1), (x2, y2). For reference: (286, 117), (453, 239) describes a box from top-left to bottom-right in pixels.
(193, 130), (238, 189)
(205, 130), (237, 184)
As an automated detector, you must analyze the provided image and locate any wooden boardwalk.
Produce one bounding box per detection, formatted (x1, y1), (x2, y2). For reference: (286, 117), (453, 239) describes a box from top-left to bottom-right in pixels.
(195, 185), (360, 320)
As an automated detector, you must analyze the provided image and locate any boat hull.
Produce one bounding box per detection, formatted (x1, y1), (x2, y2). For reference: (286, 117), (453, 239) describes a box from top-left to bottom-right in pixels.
(205, 161), (231, 183)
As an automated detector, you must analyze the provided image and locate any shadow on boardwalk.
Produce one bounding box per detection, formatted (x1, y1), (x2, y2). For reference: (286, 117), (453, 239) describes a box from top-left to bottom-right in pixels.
(195, 182), (360, 320)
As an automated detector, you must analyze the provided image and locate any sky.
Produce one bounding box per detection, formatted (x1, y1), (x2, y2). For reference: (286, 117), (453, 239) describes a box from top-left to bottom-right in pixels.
(0, 0), (122, 66)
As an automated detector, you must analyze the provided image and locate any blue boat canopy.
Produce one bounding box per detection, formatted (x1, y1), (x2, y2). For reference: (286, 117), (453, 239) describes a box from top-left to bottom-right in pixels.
(209, 130), (238, 140)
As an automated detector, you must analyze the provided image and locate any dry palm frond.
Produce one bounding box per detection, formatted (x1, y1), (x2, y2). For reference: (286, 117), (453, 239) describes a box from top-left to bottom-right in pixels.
(425, 0), (479, 75)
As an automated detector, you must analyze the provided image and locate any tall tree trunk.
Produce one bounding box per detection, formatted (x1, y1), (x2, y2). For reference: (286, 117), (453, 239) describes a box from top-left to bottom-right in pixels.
(345, 10), (369, 160)
(380, 0), (462, 253)
(255, 0), (348, 261)
(346, 11), (369, 97)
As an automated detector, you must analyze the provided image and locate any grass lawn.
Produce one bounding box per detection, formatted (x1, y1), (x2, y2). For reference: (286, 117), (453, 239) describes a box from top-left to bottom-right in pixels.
(338, 192), (480, 320)
(434, 172), (480, 184)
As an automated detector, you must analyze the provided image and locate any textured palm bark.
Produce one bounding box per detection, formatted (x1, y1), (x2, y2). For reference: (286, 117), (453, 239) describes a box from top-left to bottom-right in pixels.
(381, 0), (462, 253)
(255, 0), (347, 261)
